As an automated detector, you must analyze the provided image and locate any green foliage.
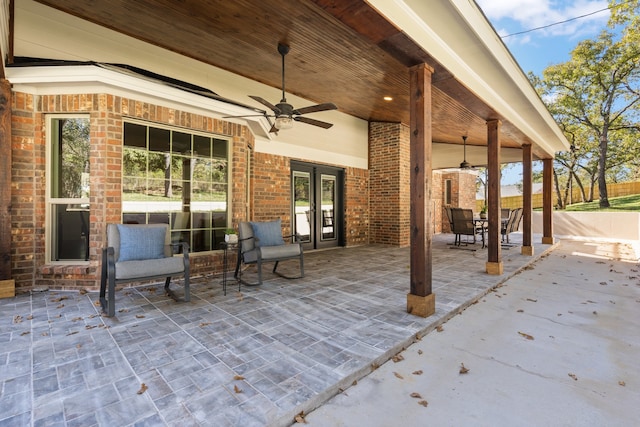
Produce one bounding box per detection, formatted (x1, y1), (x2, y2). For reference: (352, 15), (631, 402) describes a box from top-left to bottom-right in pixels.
(532, 2), (640, 209)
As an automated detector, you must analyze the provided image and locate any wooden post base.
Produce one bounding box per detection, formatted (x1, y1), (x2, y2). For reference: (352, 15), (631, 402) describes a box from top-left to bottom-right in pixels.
(486, 261), (503, 275)
(407, 293), (436, 318)
(0, 279), (15, 298)
(542, 236), (555, 244)
(521, 246), (534, 256)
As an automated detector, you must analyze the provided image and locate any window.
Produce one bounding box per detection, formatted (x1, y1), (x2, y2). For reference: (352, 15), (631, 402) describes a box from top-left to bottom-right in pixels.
(444, 179), (452, 205)
(47, 116), (90, 262)
(122, 121), (230, 252)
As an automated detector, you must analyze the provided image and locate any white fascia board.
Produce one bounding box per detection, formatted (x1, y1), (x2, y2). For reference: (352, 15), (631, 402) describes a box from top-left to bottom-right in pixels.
(6, 65), (274, 137)
(366, 0), (569, 156)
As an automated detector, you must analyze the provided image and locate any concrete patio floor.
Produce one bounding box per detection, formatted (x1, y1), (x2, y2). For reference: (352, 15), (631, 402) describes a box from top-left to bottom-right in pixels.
(2, 233), (560, 426)
(306, 238), (640, 426)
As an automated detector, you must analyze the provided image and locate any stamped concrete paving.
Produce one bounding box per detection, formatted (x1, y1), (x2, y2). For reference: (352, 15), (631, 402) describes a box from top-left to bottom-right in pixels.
(306, 239), (640, 426)
(1, 234), (552, 426)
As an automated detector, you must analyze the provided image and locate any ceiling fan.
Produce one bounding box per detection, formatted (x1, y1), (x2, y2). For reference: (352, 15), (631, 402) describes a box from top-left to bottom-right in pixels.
(224, 43), (337, 133)
(460, 135), (473, 169)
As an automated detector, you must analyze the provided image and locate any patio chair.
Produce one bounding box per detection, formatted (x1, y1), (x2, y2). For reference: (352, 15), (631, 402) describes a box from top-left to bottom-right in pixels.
(450, 208), (485, 248)
(234, 219), (304, 286)
(501, 207), (523, 244)
(100, 223), (190, 317)
(444, 206), (455, 242)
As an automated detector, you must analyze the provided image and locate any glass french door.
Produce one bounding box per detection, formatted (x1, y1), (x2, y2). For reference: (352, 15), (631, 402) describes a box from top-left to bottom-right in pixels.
(291, 162), (343, 250)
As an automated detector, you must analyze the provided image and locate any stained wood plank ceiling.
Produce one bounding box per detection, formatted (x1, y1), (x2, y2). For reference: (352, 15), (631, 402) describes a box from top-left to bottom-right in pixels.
(31, 0), (537, 155)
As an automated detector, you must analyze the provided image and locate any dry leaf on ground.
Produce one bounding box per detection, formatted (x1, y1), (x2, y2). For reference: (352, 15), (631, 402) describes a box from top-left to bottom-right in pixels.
(294, 411), (307, 424)
(518, 331), (535, 340)
(137, 383), (148, 394)
(234, 375), (245, 380)
(417, 349), (423, 355)
(459, 363), (469, 374)
(394, 372), (404, 379)
(436, 325), (444, 332)
(410, 392), (422, 399)
(568, 373), (578, 381)
(619, 381), (626, 386)
(418, 400), (429, 407)
(413, 370), (423, 375)
(392, 354), (405, 363)
(234, 385), (242, 393)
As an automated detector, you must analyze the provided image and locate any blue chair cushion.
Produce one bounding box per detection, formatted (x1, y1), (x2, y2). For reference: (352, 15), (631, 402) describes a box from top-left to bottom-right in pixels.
(116, 224), (166, 261)
(250, 219), (284, 247)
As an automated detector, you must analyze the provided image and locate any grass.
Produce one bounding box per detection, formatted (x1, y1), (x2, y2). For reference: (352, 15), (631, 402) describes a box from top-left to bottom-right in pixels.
(564, 194), (640, 212)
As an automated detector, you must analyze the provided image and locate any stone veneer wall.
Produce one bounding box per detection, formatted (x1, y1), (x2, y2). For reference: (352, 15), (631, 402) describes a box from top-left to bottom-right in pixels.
(10, 91), (252, 292)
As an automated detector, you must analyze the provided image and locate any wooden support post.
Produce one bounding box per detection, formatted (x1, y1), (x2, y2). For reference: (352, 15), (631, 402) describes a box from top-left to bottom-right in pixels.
(0, 79), (12, 282)
(485, 120), (503, 275)
(542, 158), (555, 244)
(521, 144), (534, 256)
(407, 63), (435, 318)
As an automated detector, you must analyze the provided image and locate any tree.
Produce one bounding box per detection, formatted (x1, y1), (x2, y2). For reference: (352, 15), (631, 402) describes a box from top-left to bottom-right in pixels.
(534, 2), (640, 207)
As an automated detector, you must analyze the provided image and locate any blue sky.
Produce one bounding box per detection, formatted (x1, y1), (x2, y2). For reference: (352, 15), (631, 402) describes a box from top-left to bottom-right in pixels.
(475, 0), (611, 183)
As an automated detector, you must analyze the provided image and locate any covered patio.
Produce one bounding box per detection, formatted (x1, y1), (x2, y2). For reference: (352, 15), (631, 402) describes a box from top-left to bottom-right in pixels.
(1, 234), (553, 426)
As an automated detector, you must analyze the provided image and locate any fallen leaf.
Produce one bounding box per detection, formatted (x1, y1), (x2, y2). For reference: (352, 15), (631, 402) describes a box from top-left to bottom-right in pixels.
(394, 372), (404, 379)
(593, 311), (597, 315)
(352, 380), (358, 386)
(568, 373), (578, 381)
(26, 315), (33, 320)
(371, 362), (379, 370)
(413, 370), (423, 375)
(234, 384), (242, 393)
(517, 309), (524, 313)
(79, 289), (87, 295)
(415, 334), (422, 341)
(418, 400), (429, 407)
(459, 363), (469, 374)
(13, 315), (22, 324)
(392, 354), (405, 363)
(410, 392), (422, 398)
(199, 322), (211, 327)
(526, 298), (537, 302)
(135, 314), (145, 319)
(518, 331), (534, 340)
(233, 375), (245, 380)
(56, 304), (65, 309)
(294, 411), (307, 424)
(436, 325), (444, 332)
(137, 383), (148, 394)
(72, 317), (83, 322)
(51, 296), (69, 302)
(66, 331), (79, 336)
(417, 349), (423, 355)
(599, 282), (608, 286)
(20, 331), (30, 336)
(619, 381), (626, 386)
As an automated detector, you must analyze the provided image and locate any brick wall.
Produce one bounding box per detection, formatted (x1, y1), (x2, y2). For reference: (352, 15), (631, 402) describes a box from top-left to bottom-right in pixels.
(344, 166), (369, 246)
(10, 91), (253, 293)
(369, 122), (411, 246)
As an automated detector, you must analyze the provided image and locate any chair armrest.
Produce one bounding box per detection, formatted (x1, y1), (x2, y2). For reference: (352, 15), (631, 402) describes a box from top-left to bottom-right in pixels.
(169, 242), (190, 256)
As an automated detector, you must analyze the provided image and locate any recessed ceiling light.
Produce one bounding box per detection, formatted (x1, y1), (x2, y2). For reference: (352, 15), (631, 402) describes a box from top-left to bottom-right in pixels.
(383, 96), (393, 101)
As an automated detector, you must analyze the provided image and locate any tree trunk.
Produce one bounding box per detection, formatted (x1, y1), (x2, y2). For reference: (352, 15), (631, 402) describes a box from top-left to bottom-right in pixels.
(553, 169), (564, 209)
(598, 130), (609, 207)
(573, 173), (587, 202)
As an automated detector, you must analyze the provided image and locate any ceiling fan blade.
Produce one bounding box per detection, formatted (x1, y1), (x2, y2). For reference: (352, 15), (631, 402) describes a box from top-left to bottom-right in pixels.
(249, 95), (281, 114)
(293, 103), (338, 115)
(294, 116), (334, 129)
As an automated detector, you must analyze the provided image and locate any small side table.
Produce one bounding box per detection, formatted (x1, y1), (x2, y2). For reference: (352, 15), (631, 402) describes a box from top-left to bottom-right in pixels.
(220, 241), (240, 295)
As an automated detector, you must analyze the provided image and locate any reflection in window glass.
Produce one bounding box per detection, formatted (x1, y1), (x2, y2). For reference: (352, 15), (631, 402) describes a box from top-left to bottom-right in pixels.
(48, 117), (90, 262)
(122, 122), (230, 252)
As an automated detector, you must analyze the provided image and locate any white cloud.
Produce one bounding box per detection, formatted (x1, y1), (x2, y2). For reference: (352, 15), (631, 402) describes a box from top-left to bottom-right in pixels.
(476, 0), (609, 38)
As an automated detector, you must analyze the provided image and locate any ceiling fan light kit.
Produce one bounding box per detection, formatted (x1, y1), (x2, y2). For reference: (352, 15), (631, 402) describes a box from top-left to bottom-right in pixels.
(274, 116), (294, 130)
(460, 135), (473, 169)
